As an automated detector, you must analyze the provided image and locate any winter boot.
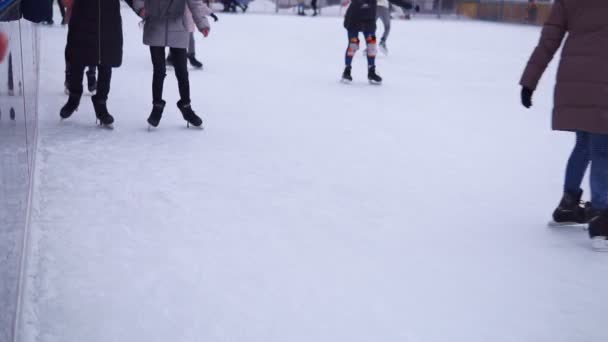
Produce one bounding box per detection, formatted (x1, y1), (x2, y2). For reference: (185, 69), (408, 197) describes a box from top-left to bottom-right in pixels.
(86, 69), (97, 94)
(341, 66), (353, 83)
(60, 95), (81, 119)
(187, 53), (203, 69)
(177, 100), (203, 128)
(551, 189), (588, 225)
(147, 100), (166, 128)
(368, 66), (383, 85)
(92, 96), (115, 127)
(589, 211), (608, 251)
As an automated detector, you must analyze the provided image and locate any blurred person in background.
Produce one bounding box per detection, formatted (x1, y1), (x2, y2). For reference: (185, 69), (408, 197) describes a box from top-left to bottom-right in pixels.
(526, 0), (538, 24)
(59, 0), (137, 127)
(341, 0), (382, 84)
(133, 0), (212, 129)
(297, 0), (306, 15)
(167, 7), (218, 70)
(520, 0), (608, 251)
(311, 0), (318, 16)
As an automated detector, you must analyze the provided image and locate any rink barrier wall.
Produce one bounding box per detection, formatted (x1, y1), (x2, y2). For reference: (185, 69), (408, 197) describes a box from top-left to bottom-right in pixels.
(456, 0), (552, 25)
(0, 13), (39, 342)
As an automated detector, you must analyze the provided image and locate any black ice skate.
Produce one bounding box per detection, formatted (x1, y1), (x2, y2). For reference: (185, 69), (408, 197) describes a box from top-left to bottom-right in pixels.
(92, 97), (115, 128)
(86, 69), (97, 94)
(341, 66), (353, 83)
(550, 190), (589, 226)
(368, 66), (382, 85)
(589, 211), (608, 252)
(147, 100), (166, 129)
(60, 95), (80, 119)
(177, 100), (203, 128)
(187, 53), (203, 69)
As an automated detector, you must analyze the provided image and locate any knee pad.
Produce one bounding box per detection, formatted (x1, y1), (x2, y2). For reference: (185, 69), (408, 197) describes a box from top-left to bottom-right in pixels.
(347, 38), (360, 57)
(366, 35), (378, 57)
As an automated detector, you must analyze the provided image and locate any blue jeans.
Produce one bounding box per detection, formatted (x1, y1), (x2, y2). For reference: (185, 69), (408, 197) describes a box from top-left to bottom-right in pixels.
(564, 132), (608, 210)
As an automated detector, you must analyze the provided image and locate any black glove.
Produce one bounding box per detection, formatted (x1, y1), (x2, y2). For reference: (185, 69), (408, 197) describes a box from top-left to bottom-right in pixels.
(521, 86), (533, 108)
(211, 13), (219, 22)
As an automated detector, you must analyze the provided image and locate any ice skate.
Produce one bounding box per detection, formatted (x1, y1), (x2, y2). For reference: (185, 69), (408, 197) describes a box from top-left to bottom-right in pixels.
(147, 100), (166, 129)
(589, 211), (608, 252)
(379, 40), (388, 55)
(368, 66), (382, 85)
(92, 97), (115, 129)
(549, 190), (589, 226)
(177, 100), (203, 129)
(60, 95), (80, 119)
(187, 53), (203, 69)
(341, 66), (353, 83)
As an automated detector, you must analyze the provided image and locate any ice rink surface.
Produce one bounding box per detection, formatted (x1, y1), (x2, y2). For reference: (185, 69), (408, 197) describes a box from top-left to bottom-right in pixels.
(19, 9), (608, 342)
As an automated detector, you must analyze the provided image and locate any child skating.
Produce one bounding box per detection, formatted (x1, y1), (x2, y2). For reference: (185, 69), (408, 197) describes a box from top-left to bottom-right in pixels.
(341, 0), (382, 84)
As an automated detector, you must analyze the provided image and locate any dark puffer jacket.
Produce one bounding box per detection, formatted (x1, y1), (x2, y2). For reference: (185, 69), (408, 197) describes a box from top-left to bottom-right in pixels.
(344, 0), (377, 32)
(66, 0), (135, 67)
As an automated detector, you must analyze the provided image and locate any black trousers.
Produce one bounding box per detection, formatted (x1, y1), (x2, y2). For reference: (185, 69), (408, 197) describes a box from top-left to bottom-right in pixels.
(68, 64), (112, 100)
(311, 0), (317, 12)
(150, 46), (190, 104)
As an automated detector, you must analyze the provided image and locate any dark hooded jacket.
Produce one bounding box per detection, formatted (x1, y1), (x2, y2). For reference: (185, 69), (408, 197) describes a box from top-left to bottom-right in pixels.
(344, 0), (377, 32)
(66, 0), (135, 67)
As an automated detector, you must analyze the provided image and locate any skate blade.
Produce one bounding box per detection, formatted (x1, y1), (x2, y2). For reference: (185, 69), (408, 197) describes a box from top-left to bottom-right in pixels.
(341, 78), (352, 84)
(591, 237), (608, 252)
(96, 121), (114, 130)
(186, 123), (204, 130)
(547, 221), (587, 228)
(368, 80), (382, 85)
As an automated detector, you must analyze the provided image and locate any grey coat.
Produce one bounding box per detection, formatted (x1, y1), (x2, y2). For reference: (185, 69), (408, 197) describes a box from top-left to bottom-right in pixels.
(133, 0), (210, 49)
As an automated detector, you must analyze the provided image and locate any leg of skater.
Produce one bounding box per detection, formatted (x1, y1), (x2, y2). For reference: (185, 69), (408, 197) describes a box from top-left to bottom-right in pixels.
(187, 33), (203, 69)
(91, 65), (114, 126)
(377, 5), (391, 54)
(60, 63), (85, 119)
(587, 134), (608, 249)
(364, 32), (382, 84)
(171, 47), (202, 127)
(553, 132), (592, 224)
(147, 46), (168, 127)
(86, 65), (97, 94)
(342, 31), (359, 82)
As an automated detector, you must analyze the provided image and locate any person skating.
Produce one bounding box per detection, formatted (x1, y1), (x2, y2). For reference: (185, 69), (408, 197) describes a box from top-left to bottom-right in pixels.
(167, 9), (218, 70)
(60, 0), (137, 128)
(133, 0), (212, 129)
(520, 0), (608, 251)
(376, 0), (390, 54)
(297, 0), (306, 16)
(342, 0), (382, 84)
(311, 0), (318, 16)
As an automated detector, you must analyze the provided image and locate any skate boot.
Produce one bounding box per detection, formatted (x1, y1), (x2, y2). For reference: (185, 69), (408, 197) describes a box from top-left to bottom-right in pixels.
(368, 66), (383, 85)
(379, 39), (388, 55)
(92, 96), (115, 128)
(341, 66), (353, 83)
(177, 100), (203, 128)
(147, 100), (166, 128)
(585, 203), (603, 223)
(551, 189), (588, 226)
(589, 211), (608, 251)
(187, 53), (203, 69)
(86, 69), (97, 94)
(60, 95), (81, 119)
